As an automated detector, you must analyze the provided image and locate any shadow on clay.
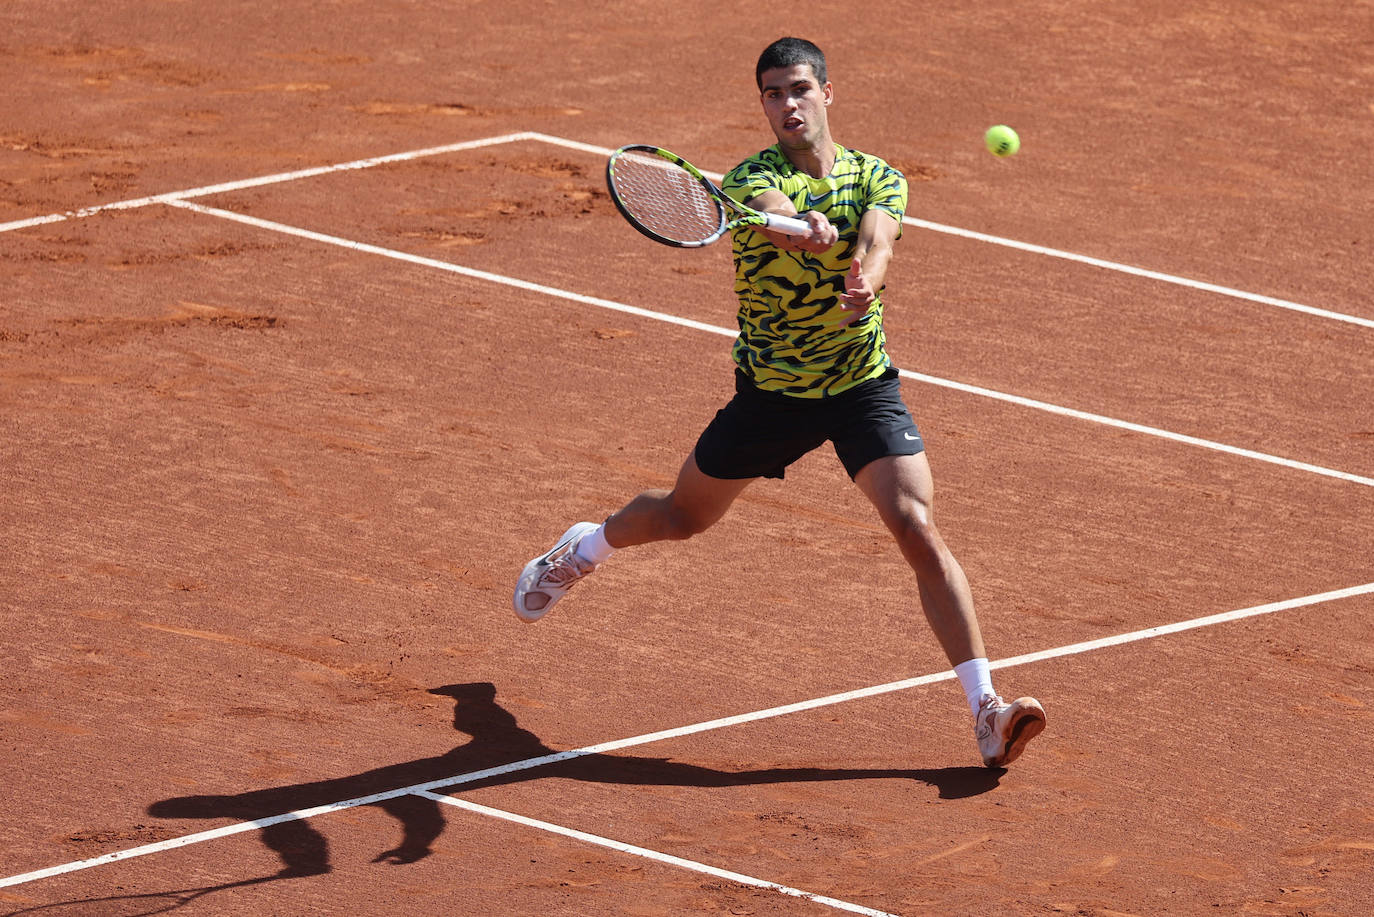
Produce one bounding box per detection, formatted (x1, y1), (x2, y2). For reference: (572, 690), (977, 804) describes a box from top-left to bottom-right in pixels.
(2, 683), (1001, 915)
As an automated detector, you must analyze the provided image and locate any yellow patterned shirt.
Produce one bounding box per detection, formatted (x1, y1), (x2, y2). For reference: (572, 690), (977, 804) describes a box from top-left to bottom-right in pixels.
(722, 144), (907, 398)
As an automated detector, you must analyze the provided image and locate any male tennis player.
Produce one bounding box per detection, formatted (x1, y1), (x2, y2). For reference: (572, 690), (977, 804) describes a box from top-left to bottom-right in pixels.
(514, 37), (1046, 768)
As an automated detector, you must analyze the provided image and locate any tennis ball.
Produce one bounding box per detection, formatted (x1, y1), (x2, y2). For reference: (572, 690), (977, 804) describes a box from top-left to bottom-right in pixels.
(984, 124), (1020, 157)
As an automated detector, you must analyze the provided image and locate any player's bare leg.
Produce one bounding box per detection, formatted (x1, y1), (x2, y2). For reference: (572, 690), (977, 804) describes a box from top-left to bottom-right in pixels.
(515, 453), (750, 621)
(602, 451), (752, 548)
(854, 452), (1045, 766)
(854, 452), (984, 663)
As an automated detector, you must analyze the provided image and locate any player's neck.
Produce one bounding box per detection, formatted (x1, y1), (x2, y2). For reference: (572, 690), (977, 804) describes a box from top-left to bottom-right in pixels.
(779, 136), (836, 178)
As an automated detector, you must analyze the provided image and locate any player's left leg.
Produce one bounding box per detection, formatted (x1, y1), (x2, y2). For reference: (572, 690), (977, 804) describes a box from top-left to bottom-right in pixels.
(852, 452), (983, 662)
(852, 452), (1045, 767)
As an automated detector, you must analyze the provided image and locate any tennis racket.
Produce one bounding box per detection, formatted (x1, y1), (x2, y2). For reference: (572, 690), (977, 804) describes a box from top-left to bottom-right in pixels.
(605, 144), (812, 248)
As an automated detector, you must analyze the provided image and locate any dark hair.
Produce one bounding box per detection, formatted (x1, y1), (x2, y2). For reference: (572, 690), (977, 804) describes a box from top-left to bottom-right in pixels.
(755, 37), (827, 90)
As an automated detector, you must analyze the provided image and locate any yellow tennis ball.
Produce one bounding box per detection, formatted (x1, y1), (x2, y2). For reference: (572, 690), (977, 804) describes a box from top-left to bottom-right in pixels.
(984, 124), (1020, 157)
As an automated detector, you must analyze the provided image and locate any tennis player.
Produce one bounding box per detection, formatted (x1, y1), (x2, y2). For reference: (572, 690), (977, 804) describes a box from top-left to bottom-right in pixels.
(515, 37), (1045, 768)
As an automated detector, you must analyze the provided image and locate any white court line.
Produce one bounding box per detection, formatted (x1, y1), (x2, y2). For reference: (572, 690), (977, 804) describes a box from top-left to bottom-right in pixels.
(418, 791), (900, 917)
(893, 367), (1374, 488)
(4, 580), (1372, 891)
(523, 132), (1374, 331)
(164, 198), (1374, 490)
(1, 130), (1368, 331)
(161, 199), (738, 340)
(0, 132), (538, 234)
(899, 216), (1374, 330)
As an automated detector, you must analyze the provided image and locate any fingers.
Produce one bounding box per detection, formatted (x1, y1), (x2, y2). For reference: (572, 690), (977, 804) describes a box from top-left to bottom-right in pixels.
(840, 253), (874, 325)
(767, 211), (836, 253)
(847, 253), (864, 280)
(842, 255), (871, 302)
(802, 210), (838, 249)
(836, 303), (868, 327)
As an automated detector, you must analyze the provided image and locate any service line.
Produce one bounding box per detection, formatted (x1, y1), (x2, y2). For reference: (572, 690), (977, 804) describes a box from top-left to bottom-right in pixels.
(163, 198), (1374, 490)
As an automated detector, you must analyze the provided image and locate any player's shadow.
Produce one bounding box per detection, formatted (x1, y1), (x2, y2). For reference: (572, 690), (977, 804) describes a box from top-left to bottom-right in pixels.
(145, 682), (999, 882)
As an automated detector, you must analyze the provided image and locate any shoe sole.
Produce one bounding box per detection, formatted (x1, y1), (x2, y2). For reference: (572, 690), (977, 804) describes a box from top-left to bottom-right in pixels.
(992, 701), (1046, 768)
(512, 553), (552, 623)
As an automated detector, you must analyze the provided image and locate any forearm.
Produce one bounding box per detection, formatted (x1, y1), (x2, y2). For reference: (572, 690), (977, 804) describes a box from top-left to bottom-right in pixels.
(853, 210), (901, 292)
(854, 235), (893, 293)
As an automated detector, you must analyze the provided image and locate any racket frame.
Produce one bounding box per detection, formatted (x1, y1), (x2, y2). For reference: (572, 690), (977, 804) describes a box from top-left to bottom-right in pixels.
(605, 144), (811, 248)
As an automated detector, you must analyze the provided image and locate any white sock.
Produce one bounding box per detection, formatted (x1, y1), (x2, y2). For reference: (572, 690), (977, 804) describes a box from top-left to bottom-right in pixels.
(573, 523), (616, 565)
(953, 658), (996, 716)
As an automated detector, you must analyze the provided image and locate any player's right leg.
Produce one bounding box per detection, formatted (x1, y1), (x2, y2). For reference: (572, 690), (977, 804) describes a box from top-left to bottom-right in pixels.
(513, 521), (604, 622)
(602, 451), (753, 548)
(514, 370), (817, 623)
(513, 452), (752, 622)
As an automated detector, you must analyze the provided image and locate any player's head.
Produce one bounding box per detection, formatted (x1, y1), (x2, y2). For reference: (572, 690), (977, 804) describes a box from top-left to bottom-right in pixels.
(755, 37), (827, 90)
(756, 38), (833, 152)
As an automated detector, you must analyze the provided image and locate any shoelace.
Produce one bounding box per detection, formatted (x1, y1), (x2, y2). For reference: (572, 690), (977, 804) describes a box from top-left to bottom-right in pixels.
(539, 551), (593, 588)
(975, 695), (1005, 733)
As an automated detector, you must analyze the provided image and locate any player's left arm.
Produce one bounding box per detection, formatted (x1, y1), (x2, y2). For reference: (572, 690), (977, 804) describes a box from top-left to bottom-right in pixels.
(838, 208), (901, 326)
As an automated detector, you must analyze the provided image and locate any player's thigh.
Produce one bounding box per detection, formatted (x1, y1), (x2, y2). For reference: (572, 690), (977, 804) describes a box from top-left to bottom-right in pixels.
(668, 450), (755, 531)
(852, 451), (937, 533)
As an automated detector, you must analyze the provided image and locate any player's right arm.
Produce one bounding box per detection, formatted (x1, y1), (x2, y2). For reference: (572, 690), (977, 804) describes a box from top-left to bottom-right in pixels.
(743, 189), (837, 253)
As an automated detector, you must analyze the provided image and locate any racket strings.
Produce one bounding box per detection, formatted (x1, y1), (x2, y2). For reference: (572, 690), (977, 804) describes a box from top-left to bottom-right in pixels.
(609, 153), (724, 244)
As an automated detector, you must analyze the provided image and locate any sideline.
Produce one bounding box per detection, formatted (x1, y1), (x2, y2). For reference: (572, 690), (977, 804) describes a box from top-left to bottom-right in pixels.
(422, 792), (900, 917)
(4, 581), (1371, 892)
(0, 132), (537, 234)
(161, 198), (1374, 490)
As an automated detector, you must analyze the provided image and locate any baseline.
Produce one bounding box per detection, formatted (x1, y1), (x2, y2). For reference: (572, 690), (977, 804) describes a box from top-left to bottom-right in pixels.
(1, 130), (1367, 331)
(0, 132), (537, 234)
(4, 581), (1370, 891)
(164, 198), (1374, 490)
(524, 132), (1374, 332)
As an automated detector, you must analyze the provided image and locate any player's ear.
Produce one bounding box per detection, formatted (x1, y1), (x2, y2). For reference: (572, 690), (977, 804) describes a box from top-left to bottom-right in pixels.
(823, 81), (833, 105)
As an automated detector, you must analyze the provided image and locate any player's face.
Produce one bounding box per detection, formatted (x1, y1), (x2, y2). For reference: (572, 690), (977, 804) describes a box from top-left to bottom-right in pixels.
(759, 63), (832, 151)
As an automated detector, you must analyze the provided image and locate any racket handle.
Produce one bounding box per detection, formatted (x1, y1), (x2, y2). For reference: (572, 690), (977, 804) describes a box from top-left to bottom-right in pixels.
(762, 213), (813, 237)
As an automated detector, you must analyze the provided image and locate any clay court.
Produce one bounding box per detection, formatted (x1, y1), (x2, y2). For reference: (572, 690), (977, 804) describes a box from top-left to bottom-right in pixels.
(2, 1), (1372, 914)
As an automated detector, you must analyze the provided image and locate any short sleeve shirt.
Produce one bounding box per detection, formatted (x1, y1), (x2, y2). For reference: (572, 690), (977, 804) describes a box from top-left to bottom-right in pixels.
(721, 144), (907, 398)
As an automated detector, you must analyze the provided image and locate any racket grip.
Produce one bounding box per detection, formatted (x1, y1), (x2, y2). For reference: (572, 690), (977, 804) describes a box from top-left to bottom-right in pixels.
(763, 213), (813, 237)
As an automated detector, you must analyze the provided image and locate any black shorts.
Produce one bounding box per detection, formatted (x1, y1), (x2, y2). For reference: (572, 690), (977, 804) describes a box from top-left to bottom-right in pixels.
(694, 367), (925, 481)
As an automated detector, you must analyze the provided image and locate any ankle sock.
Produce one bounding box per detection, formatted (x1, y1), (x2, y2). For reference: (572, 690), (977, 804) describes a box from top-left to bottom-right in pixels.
(953, 657), (996, 716)
(573, 524), (616, 565)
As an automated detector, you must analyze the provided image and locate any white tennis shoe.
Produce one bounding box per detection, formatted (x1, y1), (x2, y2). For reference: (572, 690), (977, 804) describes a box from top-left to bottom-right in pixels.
(513, 522), (600, 623)
(975, 694), (1046, 768)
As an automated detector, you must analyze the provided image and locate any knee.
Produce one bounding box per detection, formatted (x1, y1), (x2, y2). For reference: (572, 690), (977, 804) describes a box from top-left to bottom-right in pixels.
(660, 503), (712, 541)
(892, 515), (947, 576)
(653, 489), (720, 541)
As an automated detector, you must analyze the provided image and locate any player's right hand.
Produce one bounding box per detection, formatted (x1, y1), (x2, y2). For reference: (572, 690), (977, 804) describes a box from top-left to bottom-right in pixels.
(793, 210), (838, 252)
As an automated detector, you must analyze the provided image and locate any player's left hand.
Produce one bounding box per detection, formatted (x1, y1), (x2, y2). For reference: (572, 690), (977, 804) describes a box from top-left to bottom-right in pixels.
(838, 254), (875, 325)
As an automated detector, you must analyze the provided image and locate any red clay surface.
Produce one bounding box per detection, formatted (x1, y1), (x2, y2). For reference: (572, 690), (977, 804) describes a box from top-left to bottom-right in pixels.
(3, 2), (1372, 915)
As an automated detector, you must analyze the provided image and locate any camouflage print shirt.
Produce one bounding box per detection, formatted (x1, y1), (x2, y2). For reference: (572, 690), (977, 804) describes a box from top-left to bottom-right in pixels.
(722, 144), (908, 398)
